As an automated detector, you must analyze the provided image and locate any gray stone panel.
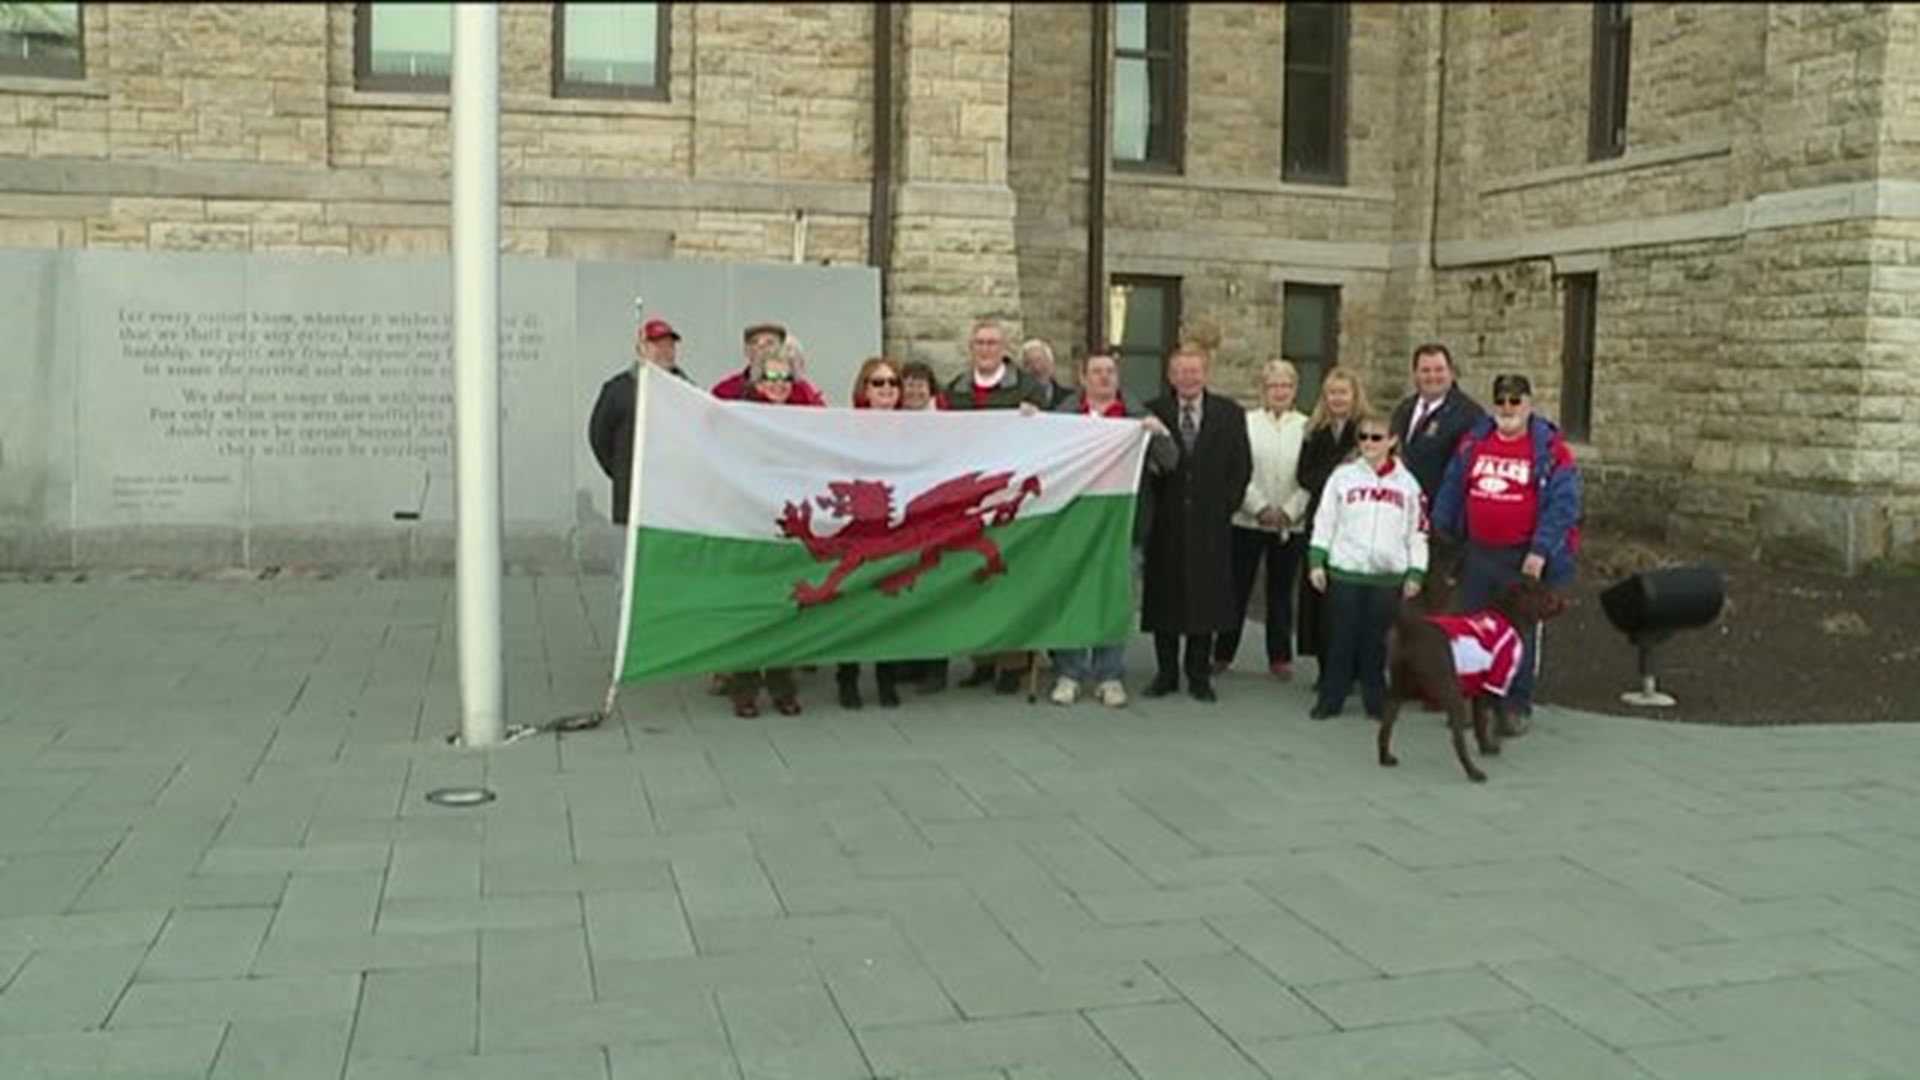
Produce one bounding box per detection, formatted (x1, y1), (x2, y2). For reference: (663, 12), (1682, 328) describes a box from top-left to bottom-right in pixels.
(73, 252), (251, 529)
(0, 251), (64, 529)
(0, 248), (881, 571)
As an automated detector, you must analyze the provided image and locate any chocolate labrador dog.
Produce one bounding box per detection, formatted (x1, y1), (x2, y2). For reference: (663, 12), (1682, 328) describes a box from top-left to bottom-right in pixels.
(1378, 571), (1565, 783)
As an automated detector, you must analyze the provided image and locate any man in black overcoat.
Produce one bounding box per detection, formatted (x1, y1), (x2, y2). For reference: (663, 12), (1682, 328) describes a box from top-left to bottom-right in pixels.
(1141, 343), (1254, 702)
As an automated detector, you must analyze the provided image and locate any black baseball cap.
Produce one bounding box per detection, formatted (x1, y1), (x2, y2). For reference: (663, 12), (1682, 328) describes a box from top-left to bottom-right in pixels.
(1491, 373), (1532, 398)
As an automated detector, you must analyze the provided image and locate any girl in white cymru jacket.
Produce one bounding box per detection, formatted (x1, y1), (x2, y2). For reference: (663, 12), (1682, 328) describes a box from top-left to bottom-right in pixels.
(1306, 410), (1429, 720)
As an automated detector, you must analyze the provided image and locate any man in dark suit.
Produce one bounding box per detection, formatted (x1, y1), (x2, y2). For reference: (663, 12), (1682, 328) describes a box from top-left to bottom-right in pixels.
(1141, 343), (1254, 702)
(1390, 342), (1485, 500)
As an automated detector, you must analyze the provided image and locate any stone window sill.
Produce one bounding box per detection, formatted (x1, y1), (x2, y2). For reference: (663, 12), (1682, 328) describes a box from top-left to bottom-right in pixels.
(1481, 140), (1732, 198)
(1070, 167), (1394, 204)
(328, 86), (690, 120)
(0, 74), (107, 98)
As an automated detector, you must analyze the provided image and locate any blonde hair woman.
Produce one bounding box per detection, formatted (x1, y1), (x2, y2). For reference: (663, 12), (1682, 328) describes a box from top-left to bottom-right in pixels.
(1215, 358), (1312, 680)
(1294, 366), (1373, 685)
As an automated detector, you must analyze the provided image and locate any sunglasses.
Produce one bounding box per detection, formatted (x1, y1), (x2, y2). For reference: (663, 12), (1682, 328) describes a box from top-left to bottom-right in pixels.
(1357, 432), (1391, 443)
(867, 377), (900, 388)
(760, 372), (793, 384)
(1494, 395), (1528, 407)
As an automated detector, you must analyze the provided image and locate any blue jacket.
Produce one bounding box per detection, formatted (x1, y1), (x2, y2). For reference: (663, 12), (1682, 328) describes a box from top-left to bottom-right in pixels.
(1431, 414), (1582, 586)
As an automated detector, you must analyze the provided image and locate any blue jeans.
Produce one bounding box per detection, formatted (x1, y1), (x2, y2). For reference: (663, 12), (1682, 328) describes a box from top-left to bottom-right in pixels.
(1315, 579), (1399, 716)
(1052, 543), (1141, 685)
(1457, 543), (1547, 714)
(1051, 643), (1125, 684)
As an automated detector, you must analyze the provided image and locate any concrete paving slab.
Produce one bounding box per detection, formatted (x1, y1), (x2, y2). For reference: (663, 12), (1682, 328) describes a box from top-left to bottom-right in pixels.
(3, 576), (1919, 1080)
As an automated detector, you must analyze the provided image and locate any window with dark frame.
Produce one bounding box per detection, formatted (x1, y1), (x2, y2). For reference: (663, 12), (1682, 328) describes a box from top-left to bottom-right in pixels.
(1282, 283), (1341, 411)
(1589, 2), (1631, 161)
(0, 1), (84, 79)
(555, 2), (668, 100)
(1282, 2), (1349, 184)
(355, 2), (451, 93)
(1109, 275), (1182, 401)
(1560, 273), (1597, 441)
(1112, 2), (1185, 172)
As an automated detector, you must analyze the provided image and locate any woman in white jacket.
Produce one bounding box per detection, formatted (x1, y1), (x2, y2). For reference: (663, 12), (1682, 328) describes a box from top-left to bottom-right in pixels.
(1215, 359), (1311, 680)
(1306, 409), (1428, 721)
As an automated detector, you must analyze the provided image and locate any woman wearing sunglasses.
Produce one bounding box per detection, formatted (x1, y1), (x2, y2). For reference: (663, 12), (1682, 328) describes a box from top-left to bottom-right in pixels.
(725, 343), (824, 719)
(1304, 409), (1428, 722)
(833, 356), (916, 710)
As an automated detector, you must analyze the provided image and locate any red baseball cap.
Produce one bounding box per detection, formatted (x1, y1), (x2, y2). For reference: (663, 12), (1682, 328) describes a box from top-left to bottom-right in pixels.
(641, 318), (681, 342)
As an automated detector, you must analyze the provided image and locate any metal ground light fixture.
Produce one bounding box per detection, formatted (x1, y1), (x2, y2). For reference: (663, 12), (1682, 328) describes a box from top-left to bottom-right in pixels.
(1599, 566), (1727, 707)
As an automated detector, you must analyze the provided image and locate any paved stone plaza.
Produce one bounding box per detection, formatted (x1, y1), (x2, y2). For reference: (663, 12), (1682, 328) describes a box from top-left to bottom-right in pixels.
(2, 576), (1917, 1079)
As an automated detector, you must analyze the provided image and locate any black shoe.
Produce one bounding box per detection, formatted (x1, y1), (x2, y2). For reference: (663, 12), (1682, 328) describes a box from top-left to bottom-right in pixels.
(1309, 704), (1339, 720)
(836, 667), (863, 710)
(1143, 675), (1179, 699)
(1189, 681), (1217, 703)
(994, 669), (1024, 695)
(877, 683), (901, 708)
(959, 666), (996, 689)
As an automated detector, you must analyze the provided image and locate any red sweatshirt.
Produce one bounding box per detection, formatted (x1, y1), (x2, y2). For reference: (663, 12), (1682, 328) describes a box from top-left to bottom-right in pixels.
(1462, 431), (1545, 547)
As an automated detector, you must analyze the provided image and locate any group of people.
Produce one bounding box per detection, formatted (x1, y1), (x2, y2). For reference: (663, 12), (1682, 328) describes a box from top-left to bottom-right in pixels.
(590, 317), (1582, 729)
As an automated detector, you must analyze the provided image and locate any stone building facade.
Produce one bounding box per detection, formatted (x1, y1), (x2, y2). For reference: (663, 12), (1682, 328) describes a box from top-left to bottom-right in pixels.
(3, 3), (1917, 569)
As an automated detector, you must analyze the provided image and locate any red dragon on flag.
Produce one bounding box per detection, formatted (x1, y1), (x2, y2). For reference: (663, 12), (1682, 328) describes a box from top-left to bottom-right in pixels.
(775, 470), (1043, 607)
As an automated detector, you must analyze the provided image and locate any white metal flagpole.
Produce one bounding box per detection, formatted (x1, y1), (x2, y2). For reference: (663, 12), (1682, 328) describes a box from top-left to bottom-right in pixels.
(451, 3), (505, 748)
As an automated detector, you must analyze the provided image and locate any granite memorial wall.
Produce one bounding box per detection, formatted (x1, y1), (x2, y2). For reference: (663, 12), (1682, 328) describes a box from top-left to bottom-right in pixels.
(0, 249), (882, 572)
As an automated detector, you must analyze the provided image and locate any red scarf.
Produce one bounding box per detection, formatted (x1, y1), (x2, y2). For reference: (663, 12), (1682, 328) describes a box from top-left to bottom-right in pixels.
(1078, 396), (1127, 418)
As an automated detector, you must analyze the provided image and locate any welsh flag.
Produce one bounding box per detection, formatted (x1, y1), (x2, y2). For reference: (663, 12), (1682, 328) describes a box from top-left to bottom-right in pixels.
(614, 365), (1149, 683)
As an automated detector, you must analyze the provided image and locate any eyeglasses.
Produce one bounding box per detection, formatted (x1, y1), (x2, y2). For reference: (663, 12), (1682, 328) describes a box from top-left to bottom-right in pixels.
(760, 372), (793, 384)
(867, 377), (900, 388)
(1357, 432), (1390, 443)
(1494, 395), (1528, 407)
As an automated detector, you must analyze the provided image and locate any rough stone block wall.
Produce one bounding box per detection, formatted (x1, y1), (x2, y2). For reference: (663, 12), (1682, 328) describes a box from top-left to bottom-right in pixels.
(1376, 6), (1443, 371)
(1007, 3), (1086, 363)
(1861, 217), (1920, 560)
(7, 2), (1920, 568)
(1007, 4), (1402, 402)
(1674, 220), (1873, 561)
(1, 3), (874, 267)
(884, 4), (1025, 377)
(1428, 261), (1562, 408)
(689, 3), (872, 182)
(0, 4), (330, 163)
(1592, 239), (1737, 475)
(1747, 3), (1888, 196)
(1435, 4), (1753, 245)
(1882, 7), (1920, 178)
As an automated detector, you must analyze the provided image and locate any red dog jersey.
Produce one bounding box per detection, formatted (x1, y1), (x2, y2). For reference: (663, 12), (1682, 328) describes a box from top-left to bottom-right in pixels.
(1425, 610), (1523, 698)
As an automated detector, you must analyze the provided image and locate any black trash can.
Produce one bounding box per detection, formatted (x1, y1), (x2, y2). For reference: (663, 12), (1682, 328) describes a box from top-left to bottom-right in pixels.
(1600, 566), (1726, 640)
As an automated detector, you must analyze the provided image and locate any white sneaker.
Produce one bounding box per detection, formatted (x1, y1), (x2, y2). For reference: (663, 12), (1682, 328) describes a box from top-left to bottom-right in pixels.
(1095, 680), (1128, 708)
(1050, 677), (1080, 706)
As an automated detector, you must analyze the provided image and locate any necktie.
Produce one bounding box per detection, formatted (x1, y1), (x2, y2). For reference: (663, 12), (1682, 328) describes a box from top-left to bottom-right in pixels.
(1179, 403), (1197, 448)
(1411, 399), (1432, 437)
